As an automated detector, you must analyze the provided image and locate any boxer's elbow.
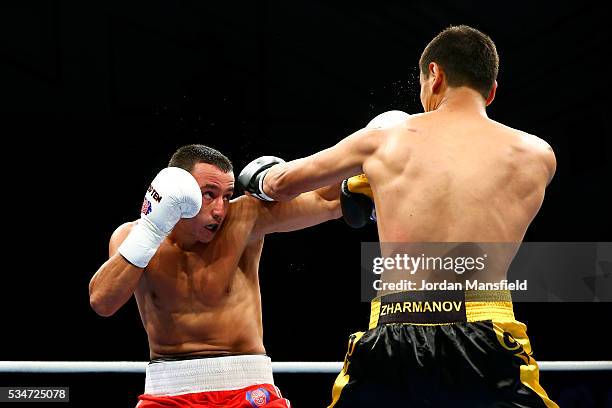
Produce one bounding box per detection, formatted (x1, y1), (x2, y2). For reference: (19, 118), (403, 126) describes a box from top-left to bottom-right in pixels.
(327, 197), (342, 220)
(313, 182), (342, 220)
(89, 282), (118, 317)
(90, 297), (116, 317)
(312, 192), (342, 221)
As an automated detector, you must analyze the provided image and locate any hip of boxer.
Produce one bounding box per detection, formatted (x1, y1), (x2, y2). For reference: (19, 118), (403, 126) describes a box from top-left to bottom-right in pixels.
(329, 290), (558, 408)
(137, 354), (290, 408)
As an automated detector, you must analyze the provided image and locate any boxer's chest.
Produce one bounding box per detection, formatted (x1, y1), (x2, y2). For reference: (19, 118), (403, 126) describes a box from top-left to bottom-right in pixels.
(145, 243), (245, 307)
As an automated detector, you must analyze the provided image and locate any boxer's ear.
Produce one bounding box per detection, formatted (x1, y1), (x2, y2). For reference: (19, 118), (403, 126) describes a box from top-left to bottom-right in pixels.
(486, 80), (498, 106)
(430, 62), (444, 93)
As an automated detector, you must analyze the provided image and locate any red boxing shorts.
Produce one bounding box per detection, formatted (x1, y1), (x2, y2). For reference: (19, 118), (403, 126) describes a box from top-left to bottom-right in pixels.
(136, 354), (291, 407)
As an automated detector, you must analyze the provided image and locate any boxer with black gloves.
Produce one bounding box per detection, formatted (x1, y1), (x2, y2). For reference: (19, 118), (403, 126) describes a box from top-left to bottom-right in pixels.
(240, 25), (558, 408)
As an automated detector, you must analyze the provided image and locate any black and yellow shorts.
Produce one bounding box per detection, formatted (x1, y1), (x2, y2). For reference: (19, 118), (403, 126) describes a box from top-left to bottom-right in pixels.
(329, 290), (558, 408)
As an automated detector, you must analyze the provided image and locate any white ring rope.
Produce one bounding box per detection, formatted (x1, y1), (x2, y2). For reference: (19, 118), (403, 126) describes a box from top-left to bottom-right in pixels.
(0, 361), (610, 374)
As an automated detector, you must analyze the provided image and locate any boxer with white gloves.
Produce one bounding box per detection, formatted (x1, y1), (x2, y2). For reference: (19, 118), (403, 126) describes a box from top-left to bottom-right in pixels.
(89, 144), (342, 408)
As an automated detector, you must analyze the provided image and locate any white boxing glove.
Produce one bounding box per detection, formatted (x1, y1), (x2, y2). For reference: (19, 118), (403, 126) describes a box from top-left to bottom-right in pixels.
(366, 110), (410, 129)
(118, 167), (202, 268)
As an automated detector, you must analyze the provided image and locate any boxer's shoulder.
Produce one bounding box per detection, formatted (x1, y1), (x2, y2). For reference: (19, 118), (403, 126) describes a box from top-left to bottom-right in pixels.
(510, 128), (555, 164)
(521, 132), (554, 155)
(229, 195), (263, 214)
(380, 112), (428, 139)
(490, 121), (549, 150)
(523, 133), (556, 182)
(225, 195), (263, 230)
(492, 122), (556, 182)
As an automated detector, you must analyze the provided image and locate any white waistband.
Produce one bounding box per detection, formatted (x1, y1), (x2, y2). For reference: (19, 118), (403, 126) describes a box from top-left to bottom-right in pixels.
(144, 355), (275, 396)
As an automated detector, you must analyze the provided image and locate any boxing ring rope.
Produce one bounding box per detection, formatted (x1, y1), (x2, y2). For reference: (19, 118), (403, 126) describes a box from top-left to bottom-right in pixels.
(1, 361), (611, 374)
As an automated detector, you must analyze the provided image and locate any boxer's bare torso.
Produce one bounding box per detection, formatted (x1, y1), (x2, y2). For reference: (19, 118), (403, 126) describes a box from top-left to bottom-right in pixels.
(112, 198), (266, 359)
(91, 162), (340, 359)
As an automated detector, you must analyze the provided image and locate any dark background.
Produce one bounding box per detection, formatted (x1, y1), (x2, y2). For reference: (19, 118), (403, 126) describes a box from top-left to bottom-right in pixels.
(1, 1), (611, 407)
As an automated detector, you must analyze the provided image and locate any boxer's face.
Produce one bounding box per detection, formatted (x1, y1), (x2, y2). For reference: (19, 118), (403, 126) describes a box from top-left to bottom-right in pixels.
(185, 162), (235, 243)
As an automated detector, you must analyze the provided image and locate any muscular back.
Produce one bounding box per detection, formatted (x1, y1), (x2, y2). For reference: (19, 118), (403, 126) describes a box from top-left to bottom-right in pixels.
(365, 110), (554, 244)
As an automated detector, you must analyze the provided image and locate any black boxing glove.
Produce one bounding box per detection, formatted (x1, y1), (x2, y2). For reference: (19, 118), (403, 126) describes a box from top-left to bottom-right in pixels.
(237, 156), (286, 201)
(341, 174), (376, 228)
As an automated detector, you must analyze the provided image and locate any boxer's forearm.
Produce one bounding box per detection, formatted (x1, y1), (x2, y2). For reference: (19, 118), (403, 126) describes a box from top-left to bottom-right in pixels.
(262, 158), (314, 202)
(249, 183), (342, 237)
(264, 155), (356, 202)
(263, 129), (379, 201)
(89, 254), (143, 317)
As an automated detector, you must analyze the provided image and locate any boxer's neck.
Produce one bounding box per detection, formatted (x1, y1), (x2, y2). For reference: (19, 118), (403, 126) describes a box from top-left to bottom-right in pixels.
(168, 228), (203, 252)
(434, 87), (488, 117)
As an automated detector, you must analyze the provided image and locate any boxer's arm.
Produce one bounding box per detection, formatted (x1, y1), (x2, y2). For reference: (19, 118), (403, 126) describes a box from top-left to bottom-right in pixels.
(263, 128), (383, 201)
(526, 134), (556, 186)
(541, 142), (556, 186)
(89, 222), (144, 317)
(250, 183), (342, 238)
